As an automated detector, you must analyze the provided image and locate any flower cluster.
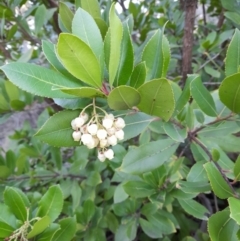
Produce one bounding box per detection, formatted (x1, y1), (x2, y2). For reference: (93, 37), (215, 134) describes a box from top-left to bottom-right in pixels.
(71, 112), (125, 162)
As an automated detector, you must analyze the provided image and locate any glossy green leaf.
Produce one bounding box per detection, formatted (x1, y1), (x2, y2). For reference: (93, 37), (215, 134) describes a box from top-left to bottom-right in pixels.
(163, 122), (187, 143)
(94, 17), (108, 39)
(71, 181), (82, 211)
(234, 155), (240, 181)
(114, 21), (134, 86)
(52, 217), (76, 241)
(114, 184), (128, 203)
(178, 199), (209, 220)
(35, 110), (80, 147)
(178, 181), (211, 194)
(204, 162), (234, 199)
(0, 63), (79, 98)
(37, 223), (60, 241)
(130, 62), (147, 88)
(123, 181), (156, 198)
(0, 166), (11, 179)
(120, 139), (178, 174)
(27, 216), (51, 239)
(57, 33), (102, 88)
(141, 28), (170, 80)
(208, 209), (238, 241)
(225, 29), (240, 76)
(10, 100), (25, 111)
(72, 7), (103, 72)
(37, 185), (63, 222)
(4, 81), (19, 101)
(187, 161), (208, 182)
(35, 5), (47, 34)
(137, 78), (175, 121)
(191, 76), (217, 117)
(105, 212), (119, 234)
(54, 98), (90, 110)
(0, 222), (14, 238)
(108, 4), (123, 86)
(81, 0), (101, 19)
(82, 200), (95, 224)
(228, 197), (240, 225)
(108, 86), (141, 110)
(139, 218), (163, 239)
(61, 87), (106, 98)
(219, 73), (240, 113)
(4, 187), (30, 222)
(174, 75), (197, 116)
(59, 2), (73, 32)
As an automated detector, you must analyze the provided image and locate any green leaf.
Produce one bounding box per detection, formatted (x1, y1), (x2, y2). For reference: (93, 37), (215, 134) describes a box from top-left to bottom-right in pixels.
(35, 5), (47, 34)
(4, 187), (30, 222)
(191, 76), (217, 117)
(204, 162), (234, 199)
(123, 112), (155, 141)
(70, 181), (82, 211)
(0, 63), (80, 98)
(219, 73), (240, 113)
(114, 21), (134, 86)
(224, 11), (240, 25)
(178, 199), (209, 220)
(228, 197), (240, 225)
(120, 139), (178, 174)
(37, 185), (63, 222)
(27, 216), (51, 239)
(4, 81), (19, 101)
(0, 203), (17, 228)
(187, 161), (208, 182)
(130, 62), (147, 88)
(234, 155), (240, 181)
(108, 86), (141, 110)
(123, 181), (156, 198)
(105, 212), (119, 234)
(72, 7), (104, 74)
(163, 122), (187, 143)
(52, 217), (76, 241)
(141, 28), (170, 80)
(54, 98), (90, 110)
(59, 2), (73, 32)
(81, 0), (101, 19)
(37, 223), (60, 241)
(208, 209), (238, 241)
(82, 200), (95, 224)
(0, 222), (14, 238)
(139, 218), (163, 239)
(0, 166), (11, 179)
(137, 78), (175, 121)
(94, 17), (108, 39)
(225, 29), (240, 76)
(61, 87), (106, 98)
(114, 184), (128, 203)
(178, 181), (211, 194)
(35, 110), (80, 147)
(57, 33), (102, 88)
(10, 100), (25, 111)
(108, 4), (123, 86)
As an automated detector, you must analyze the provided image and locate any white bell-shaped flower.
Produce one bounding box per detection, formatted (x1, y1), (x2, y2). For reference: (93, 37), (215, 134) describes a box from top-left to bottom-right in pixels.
(71, 119), (77, 130)
(97, 129), (107, 140)
(75, 117), (85, 128)
(81, 133), (93, 145)
(86, 139), (96, 149)
(104, 149), (114, 160)
(72, 131), (81, 141)
(98, 151), (106, 162)
(107, 135), (117, 146)
(107, 127), (116, 136)
(115, 129), (124, 140)
(87, 124), (98, 135)
(100, 139), (108, 148)
(114, 117), (125, 129)
(80, 112), (89, 123)
(102, 118), (113, 129)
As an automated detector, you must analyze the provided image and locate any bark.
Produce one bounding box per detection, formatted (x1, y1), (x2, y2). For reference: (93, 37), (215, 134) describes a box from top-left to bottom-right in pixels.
(180, 0), (198, 85)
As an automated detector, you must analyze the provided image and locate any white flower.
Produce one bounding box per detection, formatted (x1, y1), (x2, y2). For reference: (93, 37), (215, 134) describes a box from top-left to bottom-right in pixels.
(100, 139), (108, 148)
(115, 129), (124, 140)
(104, 149), (114, 160)
(75, 117), (85, 128)
(86, 139), (96, 149)
(81, 134), (93, 145)
(98, 151), (106, 162)
(97, 129), (107, 140)
(114, 118), (125, 129)
(107, 135), (117, 146)
(72, 131), (81, 141)
(107, 127), (116, 136)
(71, 119), (77, 130)
(87, 124), (98, 135)
(102, 118), (113, 129)
(80, 112), (89, 123)
(80, 125), (87, 134)
(106, 114), (115, 120)
(93, 137), (99, 147)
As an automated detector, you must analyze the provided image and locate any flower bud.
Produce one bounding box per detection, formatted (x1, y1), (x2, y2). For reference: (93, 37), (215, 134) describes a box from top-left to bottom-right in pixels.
(75, 117), (85, 128)
(107, 135), (117, 146)
(115, 129), (124, 140)
(104, 149), (114, 160)
(102, 118), (113, 129)
(72, 131), (81, 141)
(114, 117), (125, 129)
(100, 139), (108, 148)
(107, 127), (116, 136)
(86, 139), (96, 149)
(97, 129), (107, 140)
(71, 119), (77, 130)
(106, 114), (115, 120)
(98, 151), (106, 162)
(80, 112), (88, 123)
(81, 133), (93, 145)
(87, 124), (98, 135)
